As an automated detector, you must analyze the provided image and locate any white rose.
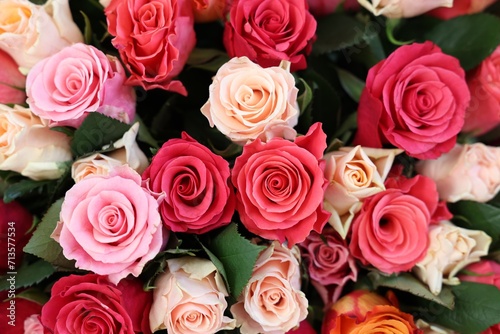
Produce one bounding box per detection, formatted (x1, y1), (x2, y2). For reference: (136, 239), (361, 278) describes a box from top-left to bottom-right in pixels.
(357, 0), (453, 18)
(414, 221), (491, 295)
(0, 0), (83, 71)
(0, 104), (71, 180)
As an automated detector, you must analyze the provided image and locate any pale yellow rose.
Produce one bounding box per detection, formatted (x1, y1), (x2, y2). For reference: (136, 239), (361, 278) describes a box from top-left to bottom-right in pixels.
(323, 146), (402, 238)
(201, 56), (299, 145)
(0, 0), (83, 71)
(149, 257), (236, 334)
(71, 122), (149, 182)
(416, 143), (500, 203)
(0, 104), (71, 180)
(357, 0), (453, 18)
(414, 221), (491, 295)
(231, 241), (308, 334)
(99, 0), (111, 8)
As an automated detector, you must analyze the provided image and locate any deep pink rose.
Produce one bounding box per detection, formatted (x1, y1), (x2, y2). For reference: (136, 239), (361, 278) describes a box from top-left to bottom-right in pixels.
(286, 320), (317, 334)
(0, 49), (26, 105)
(223, 0), (317, 71)
(354, 42), (470, 159)
(116, 278), (154, 334)
(105, 0), (196, 95)
(307, 0), (360, 16)
(0, 199), (33, 274)
(349, 176), (436, 274)
(0, 296), (42, 334)
(142, 132), (235, 234)
(231, 123), (330, 245)
(428, 0), (497, 19)
(26, 43), (136, 128)
(52, 166), (166, 284)
(462, 45), (500, 135)
(299, 228), (358, 305)
(41, 274), (143, 334)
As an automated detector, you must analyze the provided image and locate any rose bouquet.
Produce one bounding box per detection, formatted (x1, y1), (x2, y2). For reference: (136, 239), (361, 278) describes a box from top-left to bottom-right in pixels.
(1, 0), (500, 333)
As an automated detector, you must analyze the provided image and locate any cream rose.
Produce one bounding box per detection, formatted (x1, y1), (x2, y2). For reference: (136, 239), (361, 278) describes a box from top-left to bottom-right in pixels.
(414, 221), (491, 295)
(71, 123), (148, 182)
(0, 0), (83, 71)
(416, 319), (457, 334)
(416, 143), (500, 203)
(0, 104), (71, 180)
(323, 146), (402, 238)
(357, 0), (453, 18)
(231, 241), (308, 334)
(201, 56), (299, 145)
(149, 257), (236, 334)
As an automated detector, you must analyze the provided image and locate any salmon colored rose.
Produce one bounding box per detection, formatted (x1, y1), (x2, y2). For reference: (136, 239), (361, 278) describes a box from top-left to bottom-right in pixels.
(105, 0), (196, 95)
(0, 50), (26, 105)
(201, 57), (299, 145)
(191, 0), (226, 22)
(357, 0), (452, 18)
(429, 0), (497, 19)
(26, 43), (136, 128)
(461, 45), (500, 135)
(223, 0), (317, 71)
(142, 132), (235, 234)
(354, 42), (470, 160)
(52, 166), (166, 284)
(231, 123), (330, 245)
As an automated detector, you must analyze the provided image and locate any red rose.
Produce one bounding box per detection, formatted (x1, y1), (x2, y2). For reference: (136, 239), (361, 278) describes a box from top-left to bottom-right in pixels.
(223, 0), (317, 71)
(41, 274), (150, 334)
(286, 320), (317, 334)
(0, 199), (33, 274)
(231, 123), (330, 245)
(0, 49), (26, 105)
(0, 296), (43, 334)
(142, 132), (235, 234)
(354, 42), (469, 159)
(105, 0), (196, 95)
(428, 0), (497, 19)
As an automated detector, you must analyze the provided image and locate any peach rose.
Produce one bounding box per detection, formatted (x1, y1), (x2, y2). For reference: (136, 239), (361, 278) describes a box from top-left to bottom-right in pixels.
(231, 241), (308, 334)
(71, 123), (149, 182)
(0, 0), (83, 71)
(0, 104), (71, 180)
(323, 146), (401, 238)
(201, 57), (299, 145)
(149, 257), (235, 334)
(416, 143), (500, 203)
(414, 221), (492, 295)
(357, 0), (453, 18)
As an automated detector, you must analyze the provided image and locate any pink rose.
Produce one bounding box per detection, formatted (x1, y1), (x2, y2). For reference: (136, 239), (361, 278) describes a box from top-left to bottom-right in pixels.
(149, 257), (235, 334)
(105, 0), (196, 95)
(307, 0), (360, 16)
(429, 0), (497, 19)
(52, 166), (166, 284)
(116, 278), (154, 334)
(349, 175), (439, 274)
(354, 42), (470, 160)
(299, 228), (358, 305)
(23, 315), (43, 334)
(462, 45), (500, 135)
(223, 0), (317, 71)
(26, 43), (136, 128)
(142, 132), (235, 234)
(416, 143), (500, 203)
(357, 0), (453, 18)
(231, 241), (309, 334)
(41, 274), (146, 334)
(0, 50), (26, 105)
(231, 123), (331, 245)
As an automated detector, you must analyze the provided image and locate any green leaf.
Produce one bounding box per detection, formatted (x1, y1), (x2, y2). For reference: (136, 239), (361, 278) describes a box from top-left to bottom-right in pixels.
(296, 78), (314, 115)
(3, 179), (53, 203)
(418, 282), (500, 334)
(424, 13), (500, 70)
(198, 240), (230, 293)
(50, 126), (75, 138)
(134, 115), (159, 149)
(369, 271), (455, 309)
(71, 113), (131, 157)
(335, 68), (365, 103)
(0, 260), (54, 291)
(206, 224), (266, 298)
(187, 48), (230, 72)
(15, 288), (49, 305)
(80, 11), (93, 45)
(449, 200), (500, 250)
(23, 198), (76, 269)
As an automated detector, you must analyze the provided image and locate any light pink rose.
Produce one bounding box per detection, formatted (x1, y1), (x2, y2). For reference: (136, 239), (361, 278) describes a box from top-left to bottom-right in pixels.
(105, 0), (196, 94)
(0, 0), (83, 71)
(462, 45), (500, 135)
(149, 257), (235, 334)
(416, 143), (500, 203)
(299, 228), (358, 305)
(357, 0), (453, 18)
(23, 314), (43, 334)
(0, 49), (26, 105)
(0, 104), (71, 180)
(26, 43), (136, 128)
(52, 165), (166, 284)
(231, 241), (308, 334)
(201, 57), (299, 145)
